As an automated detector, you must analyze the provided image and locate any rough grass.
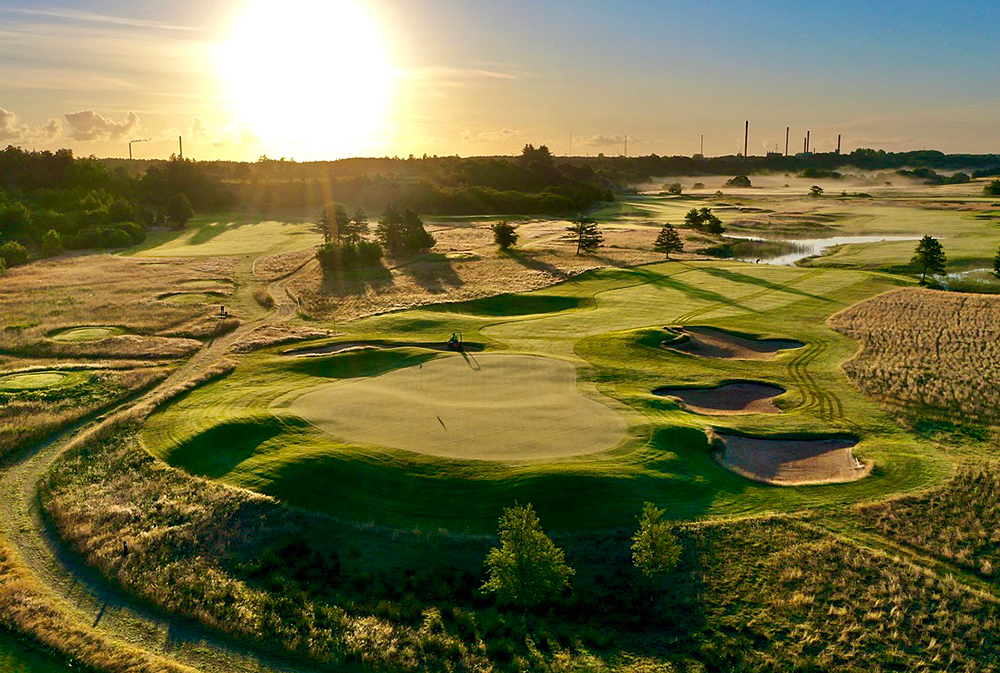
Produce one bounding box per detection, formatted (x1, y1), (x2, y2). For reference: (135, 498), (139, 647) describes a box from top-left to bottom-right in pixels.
(0, 255), (236, 360)
(858, 464), (1000, 578)
(829, 287), (1000, 422)
(40, 425), (1000, 671)
(0, 367), (169, 461)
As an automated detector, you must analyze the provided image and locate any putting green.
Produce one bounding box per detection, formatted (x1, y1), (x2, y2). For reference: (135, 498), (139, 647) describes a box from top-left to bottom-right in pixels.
(285, 354), (628, 461)
(49, 326), (125, 342)
(0, 371), (70, 391)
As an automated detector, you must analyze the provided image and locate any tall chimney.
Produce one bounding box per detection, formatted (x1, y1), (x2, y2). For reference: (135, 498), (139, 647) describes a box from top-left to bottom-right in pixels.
(744, 120), (749, 158)
(806, 130), (811, 154)
(785, 127), (790, 156)
(837, 134), (841, 155)
(178, 135), (183, 160)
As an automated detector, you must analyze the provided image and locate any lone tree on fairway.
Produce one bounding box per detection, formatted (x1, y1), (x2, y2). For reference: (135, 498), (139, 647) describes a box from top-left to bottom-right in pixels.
(166, 193), (194, 228)
(911, 235), (946, 284)
(482, 503), (574, 609)
(809, 185), (824, 197)
(564, 215), (603, 254)
(491, 220), (518, 251)
(654, 223), (683, 259)
(632, 502), (681, 597)
(666, 182), (682, 195)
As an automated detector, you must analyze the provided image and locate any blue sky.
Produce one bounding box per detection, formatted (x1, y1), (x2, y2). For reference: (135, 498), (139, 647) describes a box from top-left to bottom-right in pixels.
(0, 0), (997, 159)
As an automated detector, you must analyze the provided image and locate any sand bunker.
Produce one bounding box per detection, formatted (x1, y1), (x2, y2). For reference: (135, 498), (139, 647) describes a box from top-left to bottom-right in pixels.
(49, 326), (125, 342)
(654, 382), (785, 415)
(0, 371), (70, 391)
(285, 354), (627, 461)
(664, 327), (803, 360)
(715, 434), (870, 485)
(285, 340), (484, 356)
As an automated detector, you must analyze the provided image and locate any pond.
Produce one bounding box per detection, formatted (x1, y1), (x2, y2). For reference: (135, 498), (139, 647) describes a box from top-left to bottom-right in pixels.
(723, 234), (920, 266)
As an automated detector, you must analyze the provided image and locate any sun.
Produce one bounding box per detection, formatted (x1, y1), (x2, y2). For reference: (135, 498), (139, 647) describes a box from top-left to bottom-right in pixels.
(217, 0), (396, 159)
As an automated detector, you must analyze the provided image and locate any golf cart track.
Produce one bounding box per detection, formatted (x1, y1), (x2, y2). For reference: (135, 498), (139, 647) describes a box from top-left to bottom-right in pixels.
(0, 262), (320, 672)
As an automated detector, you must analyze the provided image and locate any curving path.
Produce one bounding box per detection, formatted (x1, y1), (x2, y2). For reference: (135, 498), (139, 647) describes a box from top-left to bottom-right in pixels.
(0, 259), (321, 672)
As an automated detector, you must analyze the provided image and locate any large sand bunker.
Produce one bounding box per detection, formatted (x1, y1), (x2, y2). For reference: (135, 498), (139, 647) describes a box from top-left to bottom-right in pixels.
(285, 340), (484, 356)
(285, 354), (627, 461)
(715, 434), (870, 485)
(664, 327), (803, 360)
(654, 382), (785, 415)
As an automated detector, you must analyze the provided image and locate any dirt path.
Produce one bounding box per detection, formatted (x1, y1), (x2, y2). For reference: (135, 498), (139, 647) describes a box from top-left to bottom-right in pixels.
(0, 260), (321, 672)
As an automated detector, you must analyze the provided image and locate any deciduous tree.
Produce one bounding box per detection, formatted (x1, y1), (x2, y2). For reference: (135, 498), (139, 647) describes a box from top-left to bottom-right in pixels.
(911, 234), (946, 284)
(482, 503), (574, 609)
(41, 229), (62, 257)
(165, 193), (194, 228)
(632, 502), (681, 597)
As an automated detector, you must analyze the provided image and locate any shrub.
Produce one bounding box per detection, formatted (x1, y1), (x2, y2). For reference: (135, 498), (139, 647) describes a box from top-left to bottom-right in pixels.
(41, 229), (62, 257)
(725, 175), (752, 188)
(491, 221), (518, 250)
(984, 179), (1000, 196)
(166, 193), (194, 228)
(316, 240), (383, 274)
(0, 240), (28, 266)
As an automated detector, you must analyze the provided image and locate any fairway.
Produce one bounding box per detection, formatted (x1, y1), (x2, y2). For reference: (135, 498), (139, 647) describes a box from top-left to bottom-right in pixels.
(0, 371), (70, 391)
(132, 217), (320, 258)
(287, 354), (628, 460)
(144, 259), (948, 531)
(49, 326), (125, 342)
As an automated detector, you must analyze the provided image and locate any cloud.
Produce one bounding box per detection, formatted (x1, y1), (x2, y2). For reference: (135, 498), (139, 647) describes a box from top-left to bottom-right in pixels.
(4, 7), (197, 32)
(64, 110), (140, 141)
(36, 118), (62, 141)
(0, 108), (29, 141)
(460, 128), (521, 143)
(576, 134), (638, 148)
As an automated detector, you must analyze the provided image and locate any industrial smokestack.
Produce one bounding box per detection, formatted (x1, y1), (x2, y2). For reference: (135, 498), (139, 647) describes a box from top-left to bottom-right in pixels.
(806, 130), (811, 154)
(178, 135), (183, 160)
(744, 120), (749, 158)
(785, 127), (790, 156)
(837, 134), (841, 155)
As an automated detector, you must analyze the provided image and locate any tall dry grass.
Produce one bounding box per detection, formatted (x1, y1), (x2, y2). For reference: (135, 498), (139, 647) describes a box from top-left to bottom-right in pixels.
(0, 367), (169, 461)
(829, 288), (1000, 422)
(858, 464), (1000, 578)
(0, 255), (236, 360)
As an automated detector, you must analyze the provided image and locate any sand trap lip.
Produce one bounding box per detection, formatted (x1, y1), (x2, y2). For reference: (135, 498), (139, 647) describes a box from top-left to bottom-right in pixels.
(0, 371), (71, 391)
(663, 326), (803, 360)
(714, 433), (870, 485)
(49, 326), (126, 342)
(285, 353), (627, 461)
(284, 340), (485, 356)
(653, 382), (785, 415)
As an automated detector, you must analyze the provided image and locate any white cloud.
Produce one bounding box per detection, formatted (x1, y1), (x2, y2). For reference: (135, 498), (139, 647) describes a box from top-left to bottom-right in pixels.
(577, 134), (638, 149)
(36, 117), (62, 141)
(0, 107), (29, 141)
(64, 110), (140, 141)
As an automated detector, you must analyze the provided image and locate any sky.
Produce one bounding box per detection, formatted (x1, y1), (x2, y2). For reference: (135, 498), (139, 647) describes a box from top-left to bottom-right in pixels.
(1, 0), (998, 161)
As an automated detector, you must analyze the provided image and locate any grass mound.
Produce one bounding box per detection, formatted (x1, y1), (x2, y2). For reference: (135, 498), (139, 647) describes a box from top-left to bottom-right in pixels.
(0, 372), (70, 391)
(48, 326), (125, 342)
(439, 294), (591, 317)
(157, 291), (229, 305)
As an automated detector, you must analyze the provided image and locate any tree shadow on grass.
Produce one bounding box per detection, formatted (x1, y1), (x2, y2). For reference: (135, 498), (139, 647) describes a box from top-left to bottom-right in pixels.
(698, 266), (832, 302)
(320, 263), (395, 296)
(397, 253), (463, 293)
(503, 250), (571, 280)
(623, 266), (763, 314)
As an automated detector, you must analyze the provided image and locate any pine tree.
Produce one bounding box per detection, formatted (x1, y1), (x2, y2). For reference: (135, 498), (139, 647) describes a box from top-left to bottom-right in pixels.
(653, 223), (683, 259)
(341, 208), (369, 245)
(911, 235), (946, 284)
(491, 221), (519, 250)
(482, 503), (574, 609)
(563, 215), (603, 255)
